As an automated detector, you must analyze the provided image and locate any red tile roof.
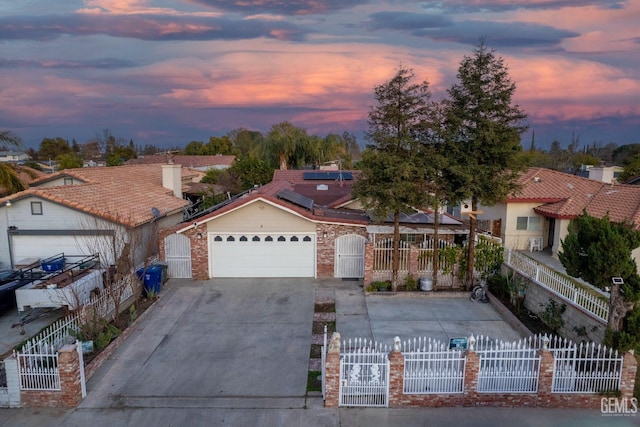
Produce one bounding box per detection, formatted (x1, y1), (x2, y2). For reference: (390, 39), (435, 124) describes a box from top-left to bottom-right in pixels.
(513, 167), (640, 227)
(1, 164), (189, 227)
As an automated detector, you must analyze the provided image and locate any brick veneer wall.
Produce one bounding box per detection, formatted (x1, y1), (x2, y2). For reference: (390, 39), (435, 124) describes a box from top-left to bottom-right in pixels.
(324, 333), (638, 409)
(20, 344), (83, 408)
(316, 224), (368, 278)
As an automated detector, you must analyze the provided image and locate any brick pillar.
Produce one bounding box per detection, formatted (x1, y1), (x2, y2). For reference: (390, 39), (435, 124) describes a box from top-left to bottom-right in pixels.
(324, 332), (341, 408)
(388, 340), (405, 407)
(363, 242), (374, 287)
(620, 350), (638, 400)
(58, 344), (83, 408)
(536, 348), (554, 408)
(463, 347), (479, 406)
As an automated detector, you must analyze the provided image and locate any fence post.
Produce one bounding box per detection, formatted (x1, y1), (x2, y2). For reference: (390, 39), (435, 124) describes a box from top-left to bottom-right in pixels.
(620, 350), (638, 401)
(536, 343), (555, 408)
(57, 344), (83, 408)
(409, 246), (419, 279)
(463, 336), (479, 406)
(2, 356), (22, 407)
(388, 337), (404, 407)
(535, 266), (540, 282)
(363, 242), (374, 286)
(324, 332), (341, 408)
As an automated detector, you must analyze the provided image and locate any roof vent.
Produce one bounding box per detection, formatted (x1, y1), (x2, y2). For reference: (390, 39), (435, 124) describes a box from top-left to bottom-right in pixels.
(317, 184), (328, 191)
(533, 176), (541, 183)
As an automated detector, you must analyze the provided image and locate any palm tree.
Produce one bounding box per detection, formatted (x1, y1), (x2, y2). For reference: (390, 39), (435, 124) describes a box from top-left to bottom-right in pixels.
(0, 130), (30, 196)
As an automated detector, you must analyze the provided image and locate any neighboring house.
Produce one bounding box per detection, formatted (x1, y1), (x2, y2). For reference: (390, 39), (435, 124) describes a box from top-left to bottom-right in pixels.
(476, 167), (640, 269)
(0, 151), (30, 163)
(0, 164), (190, 270)
(160, 170), (467, 280)
(585, 165), (623, 184)
(126, 154), (235, 171)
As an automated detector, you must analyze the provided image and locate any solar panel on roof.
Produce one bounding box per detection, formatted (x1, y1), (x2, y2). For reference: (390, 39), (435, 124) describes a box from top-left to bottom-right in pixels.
(303, 171), (353, 181)
(277, 189), (314, 211)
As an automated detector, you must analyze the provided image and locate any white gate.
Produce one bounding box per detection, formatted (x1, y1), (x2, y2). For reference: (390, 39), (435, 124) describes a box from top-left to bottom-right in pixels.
(335, 234), (366, 278)
(165, 234), (192, 279)
(339, 339), (389, 407)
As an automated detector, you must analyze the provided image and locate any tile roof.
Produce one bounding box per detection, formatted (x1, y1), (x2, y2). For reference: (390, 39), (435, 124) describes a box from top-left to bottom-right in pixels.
(513, 167), (640, 227)
(1, 164), (189, 228)
(126, 154), (235, 168)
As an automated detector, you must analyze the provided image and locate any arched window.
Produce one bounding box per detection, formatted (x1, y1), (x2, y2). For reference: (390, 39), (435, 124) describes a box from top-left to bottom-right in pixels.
(290, 236), (299, 242)
(252, 236), (260, 242)
(214, 236), (222, 242)
(239, 236), (248, 242)
(277, 236), (286, 242)
(227, 236), (235, 242)
(303, 236), (312, 242)
(265, 236), (273, 242)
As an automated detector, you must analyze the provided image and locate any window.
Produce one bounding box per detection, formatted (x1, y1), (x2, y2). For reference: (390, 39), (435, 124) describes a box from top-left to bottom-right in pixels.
(239, 236), (248, 242)
(303, 236), (312, 242)
(252, 236), (260, 242)
(31, 201), (43, 215)
(226, 236), (235, 242)
(290, 236), (299, 242)
(265, 236), (273, 242)
(64, 177), (74, 185)
(277, 236), (286, 242)
(214, 236), (222, 241)
(516, 216), (541, 231)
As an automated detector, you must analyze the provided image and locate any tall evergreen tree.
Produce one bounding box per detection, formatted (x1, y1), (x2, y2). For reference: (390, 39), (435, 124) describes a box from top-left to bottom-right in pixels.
(559, 211), (640, 335)
(354, 66), (433, 290)
(444, 40), (528, 288)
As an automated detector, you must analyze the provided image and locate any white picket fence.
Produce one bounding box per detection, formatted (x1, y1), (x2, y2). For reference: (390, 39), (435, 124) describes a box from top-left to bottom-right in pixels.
(475, 336), (540, 393)
(14, 275), (138, 392)
(401, 337), (466, 394)
(504, 250), (609, 322)
(372, 238), (410, 282)
(339, 338), (390, 407)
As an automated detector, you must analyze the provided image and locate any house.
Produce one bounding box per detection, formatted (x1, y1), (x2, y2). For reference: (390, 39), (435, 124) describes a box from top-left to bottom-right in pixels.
(160, 169), (468, 280)
(126, 154), (235, 171)
(0, 164), (190, 270)
(476, 167), (640, 268)
(0, 151), (30, 163)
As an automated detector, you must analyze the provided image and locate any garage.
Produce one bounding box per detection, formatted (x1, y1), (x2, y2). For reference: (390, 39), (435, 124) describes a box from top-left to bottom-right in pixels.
(209, 233), (315, 278)
(10, 233), (115, 265)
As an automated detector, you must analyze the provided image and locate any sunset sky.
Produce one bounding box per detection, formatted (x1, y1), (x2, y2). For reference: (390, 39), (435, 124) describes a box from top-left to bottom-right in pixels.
(1, 0), (639, 150)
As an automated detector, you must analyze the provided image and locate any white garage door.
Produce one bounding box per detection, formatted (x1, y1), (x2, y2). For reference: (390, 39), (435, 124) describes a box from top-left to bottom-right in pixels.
(210, 233), (315, 278)
(12, 235), (114, 265)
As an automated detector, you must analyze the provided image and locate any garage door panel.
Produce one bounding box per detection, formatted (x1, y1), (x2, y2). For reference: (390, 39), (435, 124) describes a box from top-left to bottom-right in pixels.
(210, 234), (315, 278)
(12, 235), (113, 265)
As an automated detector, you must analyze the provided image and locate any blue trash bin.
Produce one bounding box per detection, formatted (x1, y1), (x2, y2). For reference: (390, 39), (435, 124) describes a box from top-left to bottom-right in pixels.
(137, 266), (163, 295)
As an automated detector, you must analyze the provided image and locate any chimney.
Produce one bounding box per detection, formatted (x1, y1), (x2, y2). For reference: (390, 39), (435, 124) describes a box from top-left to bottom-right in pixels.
(162, 163), (183, 199)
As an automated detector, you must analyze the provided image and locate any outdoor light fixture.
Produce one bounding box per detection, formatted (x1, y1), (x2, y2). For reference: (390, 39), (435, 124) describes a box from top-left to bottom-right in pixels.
(323, 232), (328, 238)
(196, 233), (203, 240)
(612, 277), (624, 286)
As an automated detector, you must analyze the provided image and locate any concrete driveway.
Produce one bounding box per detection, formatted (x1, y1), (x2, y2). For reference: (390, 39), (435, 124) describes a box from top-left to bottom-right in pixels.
(82, 278), (316, 409)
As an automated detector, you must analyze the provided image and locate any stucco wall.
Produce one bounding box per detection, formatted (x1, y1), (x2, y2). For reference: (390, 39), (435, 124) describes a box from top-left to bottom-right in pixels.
(205, 200), (315, 233)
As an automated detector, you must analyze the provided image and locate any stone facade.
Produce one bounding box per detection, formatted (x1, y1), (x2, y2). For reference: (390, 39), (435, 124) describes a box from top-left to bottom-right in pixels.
(324, 337), (637, 409)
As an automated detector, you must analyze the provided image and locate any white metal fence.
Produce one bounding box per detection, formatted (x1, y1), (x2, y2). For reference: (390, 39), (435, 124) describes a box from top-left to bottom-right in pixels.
(372, 239), (410, 282)
(16, 346), (60, 391)
(504, 250), (609, 322)
(339, 338), (390, 407)
(552, 342), (623, 393)
(476, 336), (540, 393)
(13, 275), (138, 392)
(401, 337), (466, 394)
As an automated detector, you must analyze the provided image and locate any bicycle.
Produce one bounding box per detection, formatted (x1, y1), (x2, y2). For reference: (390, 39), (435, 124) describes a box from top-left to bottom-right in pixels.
(470, 279), (489, 303)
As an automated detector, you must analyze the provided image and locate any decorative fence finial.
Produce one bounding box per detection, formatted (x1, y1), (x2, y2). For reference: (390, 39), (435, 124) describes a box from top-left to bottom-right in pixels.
(542, 335), (550, 350)
(393, 336), (401, 352)
(468, 335), (476, 351)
